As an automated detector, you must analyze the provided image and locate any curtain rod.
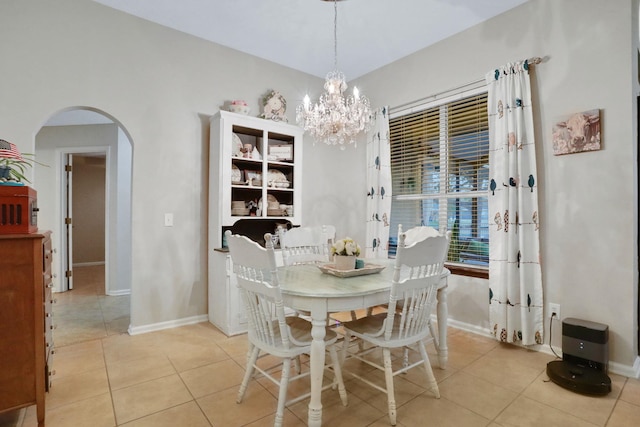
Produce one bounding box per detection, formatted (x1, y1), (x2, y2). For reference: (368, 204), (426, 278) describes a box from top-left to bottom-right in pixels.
(390, 56), (543, 115)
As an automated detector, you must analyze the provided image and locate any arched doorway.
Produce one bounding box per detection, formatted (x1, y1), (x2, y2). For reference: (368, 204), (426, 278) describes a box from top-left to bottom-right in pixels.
(34, 107), (133, 345)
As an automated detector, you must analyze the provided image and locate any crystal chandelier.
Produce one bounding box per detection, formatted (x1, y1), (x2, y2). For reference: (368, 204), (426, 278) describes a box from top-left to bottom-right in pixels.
(296, 0), (372, 148)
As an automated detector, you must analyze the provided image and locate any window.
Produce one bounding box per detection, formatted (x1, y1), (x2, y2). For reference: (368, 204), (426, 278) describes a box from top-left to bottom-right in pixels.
(389, 91), (489, 275)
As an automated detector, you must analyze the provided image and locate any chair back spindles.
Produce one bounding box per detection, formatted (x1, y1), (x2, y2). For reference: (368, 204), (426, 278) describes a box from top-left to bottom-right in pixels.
(385, 228), (451, 342)
(226, 231), (292, 350)
(278, 225), (334, 265)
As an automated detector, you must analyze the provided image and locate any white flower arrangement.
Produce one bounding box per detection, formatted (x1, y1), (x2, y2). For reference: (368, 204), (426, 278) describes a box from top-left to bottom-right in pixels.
(331, 237), (361, 257)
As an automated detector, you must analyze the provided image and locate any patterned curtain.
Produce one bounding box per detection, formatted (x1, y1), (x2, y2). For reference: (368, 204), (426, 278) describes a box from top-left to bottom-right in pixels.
(365, 106), (391, 259)
(486, 60), (543, 346)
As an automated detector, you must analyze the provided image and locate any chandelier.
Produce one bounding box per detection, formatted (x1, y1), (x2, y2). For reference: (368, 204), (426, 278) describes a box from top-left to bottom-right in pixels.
(296, 0), (372, 148)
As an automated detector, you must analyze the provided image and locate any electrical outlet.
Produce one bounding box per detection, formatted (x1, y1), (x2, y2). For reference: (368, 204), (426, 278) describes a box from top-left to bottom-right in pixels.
(549, 303), (560, 320)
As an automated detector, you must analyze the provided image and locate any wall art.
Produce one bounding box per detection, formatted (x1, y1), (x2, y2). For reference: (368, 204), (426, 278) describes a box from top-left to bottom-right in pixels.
(552, 109), (601, 155)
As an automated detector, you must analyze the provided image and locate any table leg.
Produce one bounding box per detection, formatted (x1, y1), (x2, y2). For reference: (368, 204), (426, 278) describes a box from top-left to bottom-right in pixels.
(307, 307), (327, 427)
(436, 284), (448, 369)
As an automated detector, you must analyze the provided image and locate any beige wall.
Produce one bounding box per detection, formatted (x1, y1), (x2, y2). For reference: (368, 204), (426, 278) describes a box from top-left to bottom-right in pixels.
(72, 155), (106, 264)
(1, 0), (638, 372)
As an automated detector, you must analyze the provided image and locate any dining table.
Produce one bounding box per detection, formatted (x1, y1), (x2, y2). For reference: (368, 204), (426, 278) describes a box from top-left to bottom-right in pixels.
(278, 259), (450, 427)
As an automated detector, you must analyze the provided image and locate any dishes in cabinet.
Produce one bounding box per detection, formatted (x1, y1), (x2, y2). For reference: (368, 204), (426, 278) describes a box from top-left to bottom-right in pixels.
(267, 169), (288, 187)
(259, 194), (278, 209)
(267, 208), (285, 216)
(231, 208), (250, 216)
(231, 200), (249, 216)
(232, 133), (243, 157)
(268, 144), (293, 161)
(245, 170), (262, 186)
(231, 164), (243, 184)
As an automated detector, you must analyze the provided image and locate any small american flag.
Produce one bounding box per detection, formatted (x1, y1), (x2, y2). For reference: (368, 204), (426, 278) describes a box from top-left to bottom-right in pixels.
(0, 139), (24, 160)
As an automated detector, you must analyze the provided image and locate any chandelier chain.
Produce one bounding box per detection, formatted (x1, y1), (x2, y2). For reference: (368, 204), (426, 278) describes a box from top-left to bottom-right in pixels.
(333, 0), (338, 71)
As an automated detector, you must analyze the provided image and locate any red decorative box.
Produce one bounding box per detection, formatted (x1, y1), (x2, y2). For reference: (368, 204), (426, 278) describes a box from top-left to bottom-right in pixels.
(0, 186), (38, 234)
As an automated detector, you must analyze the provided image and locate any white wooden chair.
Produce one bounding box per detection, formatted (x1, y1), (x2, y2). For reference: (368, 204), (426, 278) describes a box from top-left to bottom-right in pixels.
(277, 225), (334, 265)
(225, 231), (347, 427)
(400, 225), (447, 356)
(339, 228), (451, 426)
(400, 224), (440, 246)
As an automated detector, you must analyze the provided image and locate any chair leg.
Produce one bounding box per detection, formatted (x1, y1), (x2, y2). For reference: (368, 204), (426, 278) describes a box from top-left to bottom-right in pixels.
(237, 345), (260, 403)
(418, 341), (440, 399)
(328, 345), (348, 406)
(340, 330), (352, 366)
(354, 307), (374, 351)
(382, 348), (397, 426)
(428, 321), (440, 352)
(294, 355), (301, 374)
(402, 347), (409, 370)
(274, 358), (292, 427)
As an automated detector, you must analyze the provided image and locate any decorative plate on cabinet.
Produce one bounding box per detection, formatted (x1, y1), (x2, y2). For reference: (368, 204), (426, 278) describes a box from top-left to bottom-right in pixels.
(232, 133), (243, 157)
(231, 164), (243, 184)
(267, 169), (287, 186)
(259, 194), (278, 208)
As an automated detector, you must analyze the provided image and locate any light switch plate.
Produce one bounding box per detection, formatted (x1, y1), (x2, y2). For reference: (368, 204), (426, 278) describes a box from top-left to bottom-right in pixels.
(164, 213), (173, 227)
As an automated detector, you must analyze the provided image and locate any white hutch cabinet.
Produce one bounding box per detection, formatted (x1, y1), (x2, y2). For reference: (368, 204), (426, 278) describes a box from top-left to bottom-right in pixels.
(208, 111), (302, 335)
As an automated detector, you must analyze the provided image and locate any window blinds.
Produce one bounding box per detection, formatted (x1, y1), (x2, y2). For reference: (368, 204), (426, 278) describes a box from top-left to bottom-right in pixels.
(389, 93), (489, 265)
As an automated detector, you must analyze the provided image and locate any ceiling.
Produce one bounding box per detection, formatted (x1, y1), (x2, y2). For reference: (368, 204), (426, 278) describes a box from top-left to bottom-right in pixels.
(92, 0), (529, 80)
(47, 0), (528, 127)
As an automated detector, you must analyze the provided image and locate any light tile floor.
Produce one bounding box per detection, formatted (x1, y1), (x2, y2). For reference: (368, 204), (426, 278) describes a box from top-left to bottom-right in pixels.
(51, 265), (130, 347)
(1, 270), (639, 426)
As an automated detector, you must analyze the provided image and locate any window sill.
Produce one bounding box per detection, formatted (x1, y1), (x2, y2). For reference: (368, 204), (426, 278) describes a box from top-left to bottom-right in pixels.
(445, 262), (488, 279)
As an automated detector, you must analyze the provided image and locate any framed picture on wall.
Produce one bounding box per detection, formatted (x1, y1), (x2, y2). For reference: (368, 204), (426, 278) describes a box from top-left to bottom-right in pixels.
(552, 109), (601, 155)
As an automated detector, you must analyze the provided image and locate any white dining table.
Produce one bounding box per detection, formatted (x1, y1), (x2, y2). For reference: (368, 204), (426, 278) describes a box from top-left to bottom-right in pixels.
(278, 260), (450, 427)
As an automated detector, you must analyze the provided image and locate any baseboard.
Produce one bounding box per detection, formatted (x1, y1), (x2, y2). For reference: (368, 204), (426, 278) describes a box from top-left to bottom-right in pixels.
(445, 317), (639, 379)
(444, 316), (494, 339)
(625, 356), (640, 379)
(73, 261), (105, 267)
(106, 289), (130, 296)
(128, 314), (208, 336)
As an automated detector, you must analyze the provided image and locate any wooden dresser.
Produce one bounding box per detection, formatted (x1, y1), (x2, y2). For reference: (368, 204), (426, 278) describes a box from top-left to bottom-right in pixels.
(0, 231), (54, 426)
